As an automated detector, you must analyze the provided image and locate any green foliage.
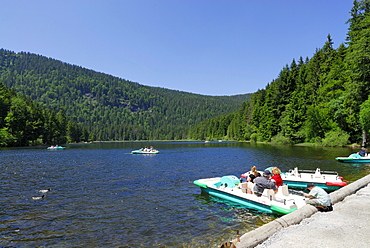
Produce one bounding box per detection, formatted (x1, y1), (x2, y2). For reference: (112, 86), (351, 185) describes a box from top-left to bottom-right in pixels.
(2, 1), (370, 147)
(0, 49), (250, 142)
(0, 127), (16, 146)
(321, 129), (350, 147)
(359, 96), (370, 134)
(189, 1), (370, 146)
(271, 133), (293, 145)
(0, 81), (85, 147)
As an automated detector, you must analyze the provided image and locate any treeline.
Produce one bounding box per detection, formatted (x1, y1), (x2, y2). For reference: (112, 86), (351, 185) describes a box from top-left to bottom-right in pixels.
(0, 49), (250, 144)
(189, 0), (370, 146)
(0, 82), (87, 146)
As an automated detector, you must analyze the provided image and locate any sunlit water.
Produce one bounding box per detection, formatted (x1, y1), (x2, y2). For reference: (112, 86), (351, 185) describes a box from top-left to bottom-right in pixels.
(1, 142), (369, 247)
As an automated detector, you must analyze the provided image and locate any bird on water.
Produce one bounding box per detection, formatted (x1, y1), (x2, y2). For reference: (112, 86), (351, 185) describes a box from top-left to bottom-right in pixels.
(39, 188), (52, 193)
(32, 195), (45, 200)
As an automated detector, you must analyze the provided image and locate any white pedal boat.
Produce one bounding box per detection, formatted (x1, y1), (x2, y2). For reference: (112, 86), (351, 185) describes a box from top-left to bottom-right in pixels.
(194, 175), (307, 215)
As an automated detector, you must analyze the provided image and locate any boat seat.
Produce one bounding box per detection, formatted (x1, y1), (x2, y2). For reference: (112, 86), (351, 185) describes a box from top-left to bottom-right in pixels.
(262, 188), (276, 200)
(266, 189), (276, 201)
(240, 182), (248, 189)
(240, 182), (254, 194)
(247, 182), (255, 194)
(278, 184), (289, 197)
(292, 167), (300, 177)
(240, 182), (248, 193)
(314, 168), (322, 178)
(262, 189), (269, 197)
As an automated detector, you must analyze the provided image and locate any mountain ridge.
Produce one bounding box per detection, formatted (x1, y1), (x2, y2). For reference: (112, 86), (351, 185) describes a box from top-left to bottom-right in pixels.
(0, 48), (251, 141)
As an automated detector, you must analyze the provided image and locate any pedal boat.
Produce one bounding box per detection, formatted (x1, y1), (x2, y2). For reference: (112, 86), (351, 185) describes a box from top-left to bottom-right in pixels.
(335, 153), (370, 163)
(194, 175), (307, 215)
(281, 167), (346, 191)
(47, 146), (66, 150)
(131, 149), (159, 154)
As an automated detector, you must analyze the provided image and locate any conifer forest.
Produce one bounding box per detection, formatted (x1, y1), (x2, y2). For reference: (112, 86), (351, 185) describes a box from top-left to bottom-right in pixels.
(1, 0), (370, 147)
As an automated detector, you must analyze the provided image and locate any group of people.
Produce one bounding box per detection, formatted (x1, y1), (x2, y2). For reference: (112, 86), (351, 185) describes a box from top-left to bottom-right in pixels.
(241, 166), (332, 211)
(141, 146), (157, 152)
(240, 166), (283, 196)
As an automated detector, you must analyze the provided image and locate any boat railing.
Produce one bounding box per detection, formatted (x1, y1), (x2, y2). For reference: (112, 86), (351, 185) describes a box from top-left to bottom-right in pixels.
(289, 168), (339, 175)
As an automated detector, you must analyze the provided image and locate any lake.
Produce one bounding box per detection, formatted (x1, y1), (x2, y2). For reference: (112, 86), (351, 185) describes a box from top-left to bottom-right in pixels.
(1, 141), (369, 247)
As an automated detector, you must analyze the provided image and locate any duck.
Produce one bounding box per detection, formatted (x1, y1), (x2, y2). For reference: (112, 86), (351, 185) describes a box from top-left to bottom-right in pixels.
(32, 195), (45, 200)
(39, 188), (52, 193)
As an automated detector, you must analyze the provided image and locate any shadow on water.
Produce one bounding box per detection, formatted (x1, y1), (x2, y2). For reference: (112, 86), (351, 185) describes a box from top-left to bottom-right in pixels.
(1, 142), (369, 247)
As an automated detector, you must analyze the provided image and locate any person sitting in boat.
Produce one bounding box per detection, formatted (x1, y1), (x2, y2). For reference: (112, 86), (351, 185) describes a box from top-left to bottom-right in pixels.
(358, 147), (368, 157)
(270, 167), (283, 187)
(253, 170), (278, 197)
(299, 182), (332, 212)
(240, 166), (260, 183)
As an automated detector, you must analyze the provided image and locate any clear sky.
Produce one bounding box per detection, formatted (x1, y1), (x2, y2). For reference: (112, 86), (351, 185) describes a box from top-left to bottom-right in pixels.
(1, 0), (353, 96)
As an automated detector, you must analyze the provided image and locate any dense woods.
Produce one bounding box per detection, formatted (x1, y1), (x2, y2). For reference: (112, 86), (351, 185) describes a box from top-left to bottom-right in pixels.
(0, 49), (250, 146)
(189, 0), (370, 146)
(2, 1), (369, 147)
(0, 82), (86, 146)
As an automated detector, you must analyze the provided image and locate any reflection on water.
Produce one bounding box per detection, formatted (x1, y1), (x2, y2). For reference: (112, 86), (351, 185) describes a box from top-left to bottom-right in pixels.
(1, 142), (369, 247)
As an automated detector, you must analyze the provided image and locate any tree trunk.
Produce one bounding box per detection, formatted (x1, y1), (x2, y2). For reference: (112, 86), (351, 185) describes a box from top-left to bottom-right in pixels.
(362, 129), (367, 147)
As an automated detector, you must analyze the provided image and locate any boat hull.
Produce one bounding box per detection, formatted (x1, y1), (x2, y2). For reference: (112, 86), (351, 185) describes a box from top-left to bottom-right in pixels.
(131, 150), (159, 154)
(199, 185), (275, 213)
(335, 157), (370, 163)
(282, 181), (343, 191)
(47, 146), (65, 150)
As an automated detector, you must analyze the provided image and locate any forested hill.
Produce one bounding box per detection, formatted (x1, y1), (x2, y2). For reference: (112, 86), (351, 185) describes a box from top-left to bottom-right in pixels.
(0, 49), (251, 141)
(189, 0), (370, 146)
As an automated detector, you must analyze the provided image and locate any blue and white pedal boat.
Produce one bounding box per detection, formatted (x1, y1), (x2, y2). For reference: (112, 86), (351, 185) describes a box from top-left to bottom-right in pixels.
(335, 153), (370, 163)
(194, 175), (306, 215)
(47, 146), (66, 150)
(131, 149), (159, 154)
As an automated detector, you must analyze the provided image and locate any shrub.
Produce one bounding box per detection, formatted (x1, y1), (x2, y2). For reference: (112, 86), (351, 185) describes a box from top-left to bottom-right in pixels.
(271, 133), (293, 145)
(321, 129), (350, 147)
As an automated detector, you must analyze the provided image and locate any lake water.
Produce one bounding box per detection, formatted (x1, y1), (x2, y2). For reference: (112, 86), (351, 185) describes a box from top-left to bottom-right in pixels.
(1, 142), (369, 247)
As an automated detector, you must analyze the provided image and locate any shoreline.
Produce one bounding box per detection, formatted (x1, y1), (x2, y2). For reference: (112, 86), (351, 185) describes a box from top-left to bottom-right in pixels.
(231, 174), (370, 248)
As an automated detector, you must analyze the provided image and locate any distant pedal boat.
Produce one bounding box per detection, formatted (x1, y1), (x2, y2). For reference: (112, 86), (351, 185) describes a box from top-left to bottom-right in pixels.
(335, 153), (370, 163)
(47, 146), (66, 150)
(131, 149), (159, 154)
(194, 175), (307, 215)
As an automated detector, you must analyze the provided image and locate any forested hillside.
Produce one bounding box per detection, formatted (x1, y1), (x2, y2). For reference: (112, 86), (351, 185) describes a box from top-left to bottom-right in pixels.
(0, 49), (250, 142)
(0, 82), (85, 146)
(189, 0), (370, 146)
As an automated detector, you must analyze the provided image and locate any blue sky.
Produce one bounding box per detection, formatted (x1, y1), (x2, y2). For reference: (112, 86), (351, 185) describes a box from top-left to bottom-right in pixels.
(1, 1), (353, 96)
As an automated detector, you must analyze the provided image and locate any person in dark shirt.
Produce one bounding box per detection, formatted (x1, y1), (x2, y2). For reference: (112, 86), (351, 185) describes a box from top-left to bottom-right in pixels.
(253, 170), (277, 197)
(358, 147), (368, 157)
